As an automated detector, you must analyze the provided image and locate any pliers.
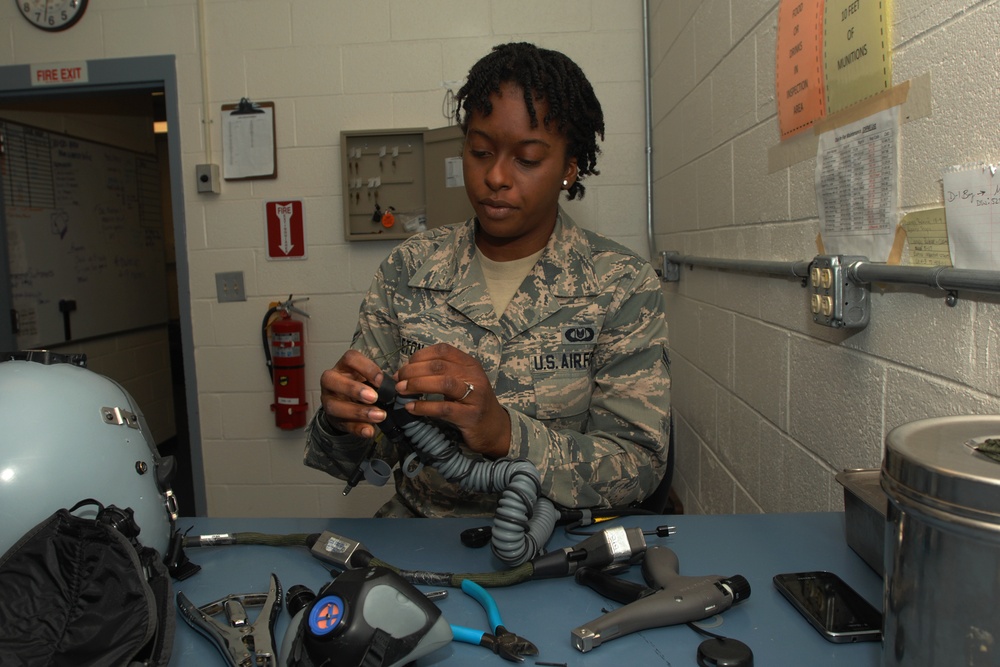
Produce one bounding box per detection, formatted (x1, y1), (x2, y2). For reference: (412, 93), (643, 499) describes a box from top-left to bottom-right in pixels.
(176, 573), (282, 667)
(450, 579), (539, 662)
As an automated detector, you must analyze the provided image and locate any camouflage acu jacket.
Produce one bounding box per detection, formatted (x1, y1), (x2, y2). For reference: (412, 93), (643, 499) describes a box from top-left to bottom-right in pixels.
(305, 211), (671, 518)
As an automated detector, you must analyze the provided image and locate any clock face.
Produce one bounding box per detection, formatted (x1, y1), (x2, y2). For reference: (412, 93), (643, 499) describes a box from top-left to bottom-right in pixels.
(17, 0), (88, 32)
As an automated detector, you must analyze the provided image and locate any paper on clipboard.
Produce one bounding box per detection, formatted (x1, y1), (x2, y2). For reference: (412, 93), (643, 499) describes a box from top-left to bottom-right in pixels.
(222, 99), (276, 180)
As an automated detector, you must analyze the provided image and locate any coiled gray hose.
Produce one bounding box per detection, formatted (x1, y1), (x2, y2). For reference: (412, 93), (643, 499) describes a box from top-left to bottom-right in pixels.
(397, 396), (557, 567)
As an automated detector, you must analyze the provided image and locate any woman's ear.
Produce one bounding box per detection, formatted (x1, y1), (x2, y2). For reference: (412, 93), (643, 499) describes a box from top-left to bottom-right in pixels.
(563, 159), (579, 190)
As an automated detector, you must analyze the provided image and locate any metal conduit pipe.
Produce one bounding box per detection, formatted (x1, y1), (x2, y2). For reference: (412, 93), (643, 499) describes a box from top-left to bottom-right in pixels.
(662, 251), (1000, 297)
(642, 0), (656, 263)
(847, 262), (1000, 294)
(662, 252), (812, 280)
(645, 0), (1000, 301)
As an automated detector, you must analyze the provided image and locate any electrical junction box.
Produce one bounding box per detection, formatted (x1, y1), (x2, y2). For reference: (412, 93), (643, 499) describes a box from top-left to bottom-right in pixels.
(196, 163), (220, 194)
(809, 255), (870, 329)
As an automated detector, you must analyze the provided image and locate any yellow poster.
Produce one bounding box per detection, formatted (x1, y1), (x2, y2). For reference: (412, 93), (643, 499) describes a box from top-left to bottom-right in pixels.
(776, 0), (826, 139)
(823, 0), (892, 115)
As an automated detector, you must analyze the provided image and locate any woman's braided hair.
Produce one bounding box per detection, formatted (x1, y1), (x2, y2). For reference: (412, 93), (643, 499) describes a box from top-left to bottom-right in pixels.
(455, 42), (605, 201)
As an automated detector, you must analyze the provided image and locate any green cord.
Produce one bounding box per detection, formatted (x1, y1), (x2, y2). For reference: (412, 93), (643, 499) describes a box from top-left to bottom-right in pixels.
(367, 555), (534, 588)
(189, 531), (535, 588)
(231, 532), (315, 547)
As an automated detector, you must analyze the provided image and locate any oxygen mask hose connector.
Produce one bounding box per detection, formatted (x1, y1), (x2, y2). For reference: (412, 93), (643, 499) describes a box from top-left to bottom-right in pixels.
(530, 525), (647, 580)
(341, 376), (418, 496)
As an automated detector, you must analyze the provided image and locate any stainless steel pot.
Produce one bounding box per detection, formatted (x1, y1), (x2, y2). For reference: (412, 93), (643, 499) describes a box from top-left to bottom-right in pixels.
(881, 415), (1000, 666)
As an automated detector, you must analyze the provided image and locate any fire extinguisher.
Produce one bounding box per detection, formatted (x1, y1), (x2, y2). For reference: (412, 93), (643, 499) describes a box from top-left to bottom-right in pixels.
(262, 295), (310, 430)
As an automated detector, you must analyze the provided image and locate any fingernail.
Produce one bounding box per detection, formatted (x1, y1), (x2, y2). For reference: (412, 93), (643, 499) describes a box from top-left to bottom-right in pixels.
(361, 387), (377, 403)
(369, 409), (386, 422)
(396, 380), (408, 393)
(361, 426), (374, 438)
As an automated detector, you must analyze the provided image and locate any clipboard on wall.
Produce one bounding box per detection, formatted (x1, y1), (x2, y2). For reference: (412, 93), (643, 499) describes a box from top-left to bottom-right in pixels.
(221, 98), (277, 180)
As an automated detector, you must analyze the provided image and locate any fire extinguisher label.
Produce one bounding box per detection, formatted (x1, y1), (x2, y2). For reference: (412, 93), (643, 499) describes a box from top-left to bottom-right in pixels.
(277, 396), (300, 405)
(271, 347), (302, 358)
(273, 332), (301, 342)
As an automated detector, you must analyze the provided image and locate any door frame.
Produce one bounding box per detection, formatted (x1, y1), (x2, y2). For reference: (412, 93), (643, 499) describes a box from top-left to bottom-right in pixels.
(0, 55), (205, 515)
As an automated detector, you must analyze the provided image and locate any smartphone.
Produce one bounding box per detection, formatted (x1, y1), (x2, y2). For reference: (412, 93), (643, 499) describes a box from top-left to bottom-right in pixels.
(773, 571), (882, 643)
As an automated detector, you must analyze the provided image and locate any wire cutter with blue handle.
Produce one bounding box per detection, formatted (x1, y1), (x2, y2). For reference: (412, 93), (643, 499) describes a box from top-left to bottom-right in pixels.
(450, 579), (539, 662)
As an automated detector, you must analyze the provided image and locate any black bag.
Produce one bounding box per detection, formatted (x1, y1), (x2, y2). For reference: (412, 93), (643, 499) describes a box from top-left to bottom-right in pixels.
(0, 499), (174, 667)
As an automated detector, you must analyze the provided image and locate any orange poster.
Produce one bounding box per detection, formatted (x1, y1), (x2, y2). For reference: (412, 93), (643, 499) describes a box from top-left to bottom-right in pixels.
(776, 0), (826, 139)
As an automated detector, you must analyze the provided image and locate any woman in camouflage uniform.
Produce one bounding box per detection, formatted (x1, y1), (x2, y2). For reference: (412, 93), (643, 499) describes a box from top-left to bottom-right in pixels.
(305, 43), (671, 518)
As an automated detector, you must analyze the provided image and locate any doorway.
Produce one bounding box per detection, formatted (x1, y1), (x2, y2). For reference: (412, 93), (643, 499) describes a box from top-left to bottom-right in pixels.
(0, 56), (202, 516)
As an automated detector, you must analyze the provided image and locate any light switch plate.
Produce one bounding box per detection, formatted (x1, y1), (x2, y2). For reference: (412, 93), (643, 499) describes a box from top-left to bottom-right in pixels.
(215, 271), (245, 302)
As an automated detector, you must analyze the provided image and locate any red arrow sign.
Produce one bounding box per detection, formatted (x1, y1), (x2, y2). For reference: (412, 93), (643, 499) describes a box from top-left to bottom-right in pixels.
(265, 200), (306, 260)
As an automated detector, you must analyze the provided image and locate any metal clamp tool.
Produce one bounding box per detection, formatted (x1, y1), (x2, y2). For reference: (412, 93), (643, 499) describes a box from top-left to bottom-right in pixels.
(176, 572), (283, 667)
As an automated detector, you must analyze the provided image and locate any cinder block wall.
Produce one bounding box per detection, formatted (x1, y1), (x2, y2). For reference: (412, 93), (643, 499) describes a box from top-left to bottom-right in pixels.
(12, 0), (996, 519)
(3, 0), (651, 517)
(650, 0), (1000, 514)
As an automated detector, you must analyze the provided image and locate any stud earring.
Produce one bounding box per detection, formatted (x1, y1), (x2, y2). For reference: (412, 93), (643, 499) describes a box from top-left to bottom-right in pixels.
(562, 180), (569, 188)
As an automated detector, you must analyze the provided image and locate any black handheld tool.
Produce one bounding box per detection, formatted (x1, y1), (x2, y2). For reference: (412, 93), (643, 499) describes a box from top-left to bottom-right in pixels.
(571, 546), (750, 652)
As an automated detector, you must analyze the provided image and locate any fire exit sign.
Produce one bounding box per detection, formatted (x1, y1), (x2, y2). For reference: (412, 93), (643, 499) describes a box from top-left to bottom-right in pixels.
(265, 200), (306, 260)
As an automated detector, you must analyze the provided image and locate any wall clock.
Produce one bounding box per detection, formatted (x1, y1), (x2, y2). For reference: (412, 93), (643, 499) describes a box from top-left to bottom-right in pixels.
(17, 0), (88, 32)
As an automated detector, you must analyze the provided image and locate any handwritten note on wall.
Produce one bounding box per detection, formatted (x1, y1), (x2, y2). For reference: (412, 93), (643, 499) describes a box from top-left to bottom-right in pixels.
(900, 208), (951, 267)
(943, 164), (1000, 270)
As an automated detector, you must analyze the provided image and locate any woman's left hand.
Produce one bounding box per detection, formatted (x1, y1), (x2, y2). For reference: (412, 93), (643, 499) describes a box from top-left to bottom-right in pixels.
(394, 343), (511, 458)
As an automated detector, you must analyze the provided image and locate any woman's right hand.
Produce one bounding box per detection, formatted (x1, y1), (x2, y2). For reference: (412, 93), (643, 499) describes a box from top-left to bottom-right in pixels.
(319, 350), (387, 438)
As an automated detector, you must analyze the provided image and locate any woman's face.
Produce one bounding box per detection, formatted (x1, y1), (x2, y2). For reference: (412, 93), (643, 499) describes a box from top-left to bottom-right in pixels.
(463, 83), (577, 261)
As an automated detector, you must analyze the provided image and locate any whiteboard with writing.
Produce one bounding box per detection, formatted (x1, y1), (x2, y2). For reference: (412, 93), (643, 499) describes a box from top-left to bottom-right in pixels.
(2, 120), (168, 348)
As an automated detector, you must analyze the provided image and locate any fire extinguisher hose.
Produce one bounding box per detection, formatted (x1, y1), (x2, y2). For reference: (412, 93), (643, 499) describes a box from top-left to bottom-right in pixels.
(260, 304), (282, 381)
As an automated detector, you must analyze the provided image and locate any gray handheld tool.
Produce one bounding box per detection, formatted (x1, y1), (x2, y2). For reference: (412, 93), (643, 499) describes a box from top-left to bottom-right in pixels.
(571, 546), (750, 652)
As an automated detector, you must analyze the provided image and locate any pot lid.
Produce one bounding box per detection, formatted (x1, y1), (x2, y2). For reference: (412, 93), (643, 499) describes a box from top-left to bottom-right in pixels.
(882, 415), (1000, 519)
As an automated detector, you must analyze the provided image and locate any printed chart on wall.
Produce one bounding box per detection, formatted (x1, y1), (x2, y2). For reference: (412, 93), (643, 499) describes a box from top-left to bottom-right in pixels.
(815, 107), (898, 260)
(1, 120), (169, 348)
